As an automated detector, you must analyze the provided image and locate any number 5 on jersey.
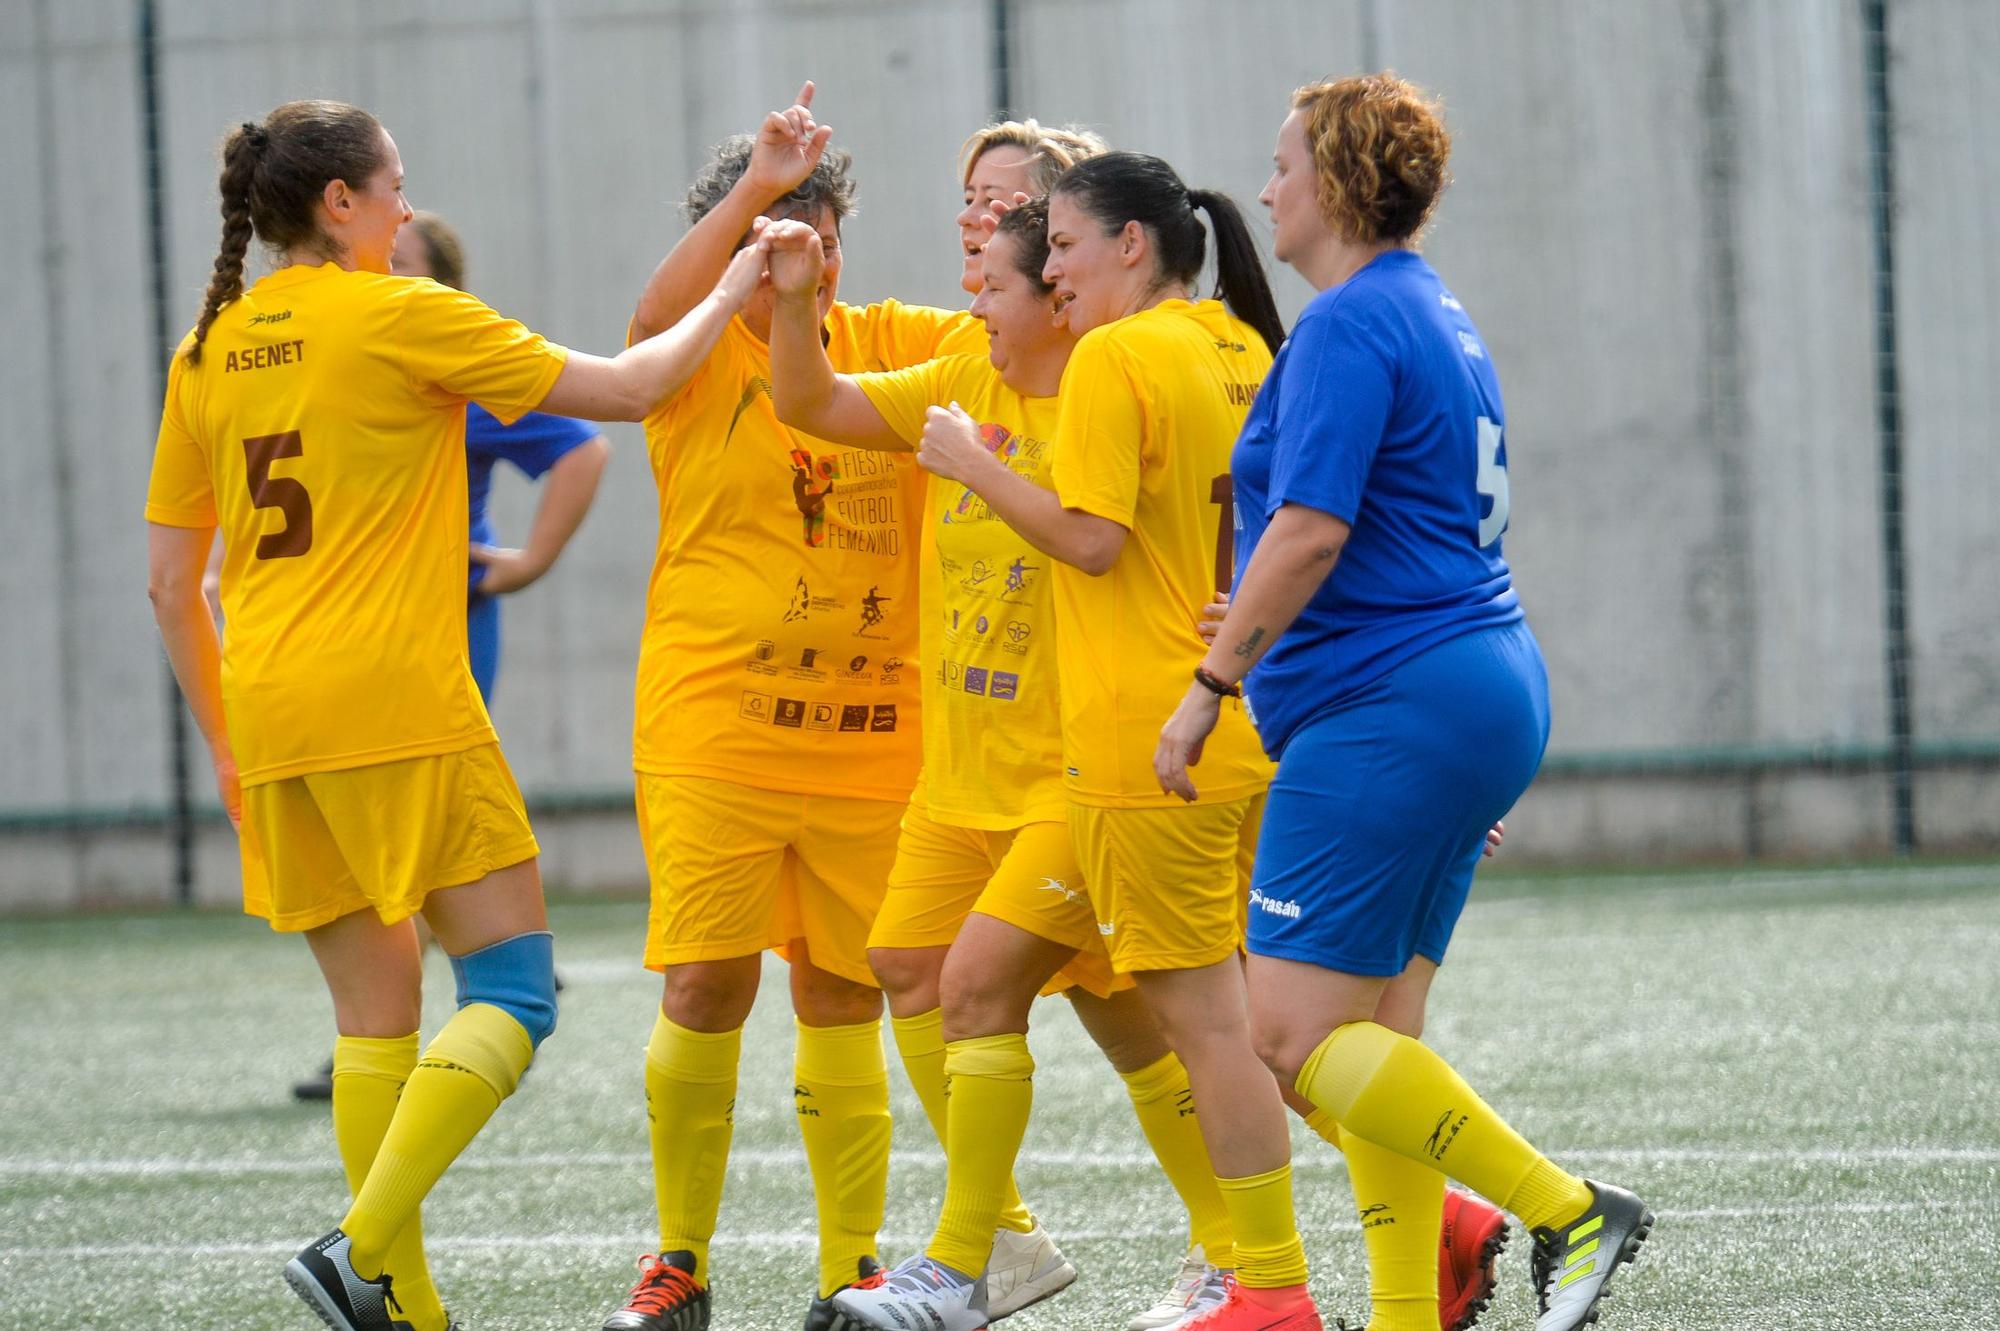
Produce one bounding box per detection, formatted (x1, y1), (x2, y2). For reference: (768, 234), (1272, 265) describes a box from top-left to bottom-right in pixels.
(1475, 415), (1509, 548)
(244, 430), (313, 559)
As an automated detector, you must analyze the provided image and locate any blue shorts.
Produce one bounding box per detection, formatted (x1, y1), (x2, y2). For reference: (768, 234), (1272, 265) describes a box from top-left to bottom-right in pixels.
(468, 592), (500, 703)
(1246, 620), (1550, 976)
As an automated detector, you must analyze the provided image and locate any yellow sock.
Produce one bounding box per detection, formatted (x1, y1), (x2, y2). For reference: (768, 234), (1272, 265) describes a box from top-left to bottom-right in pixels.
(646, 1013), (741, 1284)
(330, 1036), (448, 1331)
(1120, 1053), (1236, 1267)
(1342, 1131), (1445, 1331)
(927, 1034), (1035, 1275)
(1303, 1105), (1342, 1149)
(795, 1018), (892, 1298)
(340, 1005), (532, 1277)
(892, 1008), (1034, 1232)
(1296, 1021), (1592, 1231)
(1214, 1164), (1309, 1288)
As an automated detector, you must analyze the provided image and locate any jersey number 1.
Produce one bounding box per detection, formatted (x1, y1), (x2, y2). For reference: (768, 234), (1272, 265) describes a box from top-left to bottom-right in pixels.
(244, 430), (313, 559)
(1475, 415), (1509, 548)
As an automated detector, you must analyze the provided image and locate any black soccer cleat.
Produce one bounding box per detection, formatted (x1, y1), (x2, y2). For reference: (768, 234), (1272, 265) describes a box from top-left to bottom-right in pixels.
(283, 1229), (414, 1331)
(804, 1255), (885, 1331)
(604, 1250), (711, 1331)
(1530, 1180), (1654, 1331)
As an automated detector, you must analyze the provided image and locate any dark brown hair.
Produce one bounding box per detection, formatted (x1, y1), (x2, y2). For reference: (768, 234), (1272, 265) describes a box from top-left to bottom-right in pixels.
(186, 100), (389, 364)
(1293, 74), (1452, 246)
(991, 197), (1054, 296)
(1051, 152), (1285, 355)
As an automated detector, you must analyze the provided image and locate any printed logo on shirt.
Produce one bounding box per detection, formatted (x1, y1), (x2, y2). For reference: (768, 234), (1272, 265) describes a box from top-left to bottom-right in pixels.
(869, 704), (898, 732)
(789, 447), (840, 547)
(723, 376), (773, 451)
(247, 309), (292, 325)
(806, 703), (839, 732)
(988, 672), (1019, 701)
(740, 691), (773, 722)
(858, 585), (891, 636)
(839, 705), (870, 732)
(773, 698), (807, 728)
(964, 667), (989, 696)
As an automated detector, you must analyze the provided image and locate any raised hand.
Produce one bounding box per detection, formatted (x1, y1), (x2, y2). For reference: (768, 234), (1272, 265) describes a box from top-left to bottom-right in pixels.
(747, 80), (834, 198)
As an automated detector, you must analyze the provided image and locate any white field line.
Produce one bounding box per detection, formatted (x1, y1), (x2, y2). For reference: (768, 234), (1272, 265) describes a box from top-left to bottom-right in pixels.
(1, 1198), (1988, 1262)
(2, 1144), (1995, 1180)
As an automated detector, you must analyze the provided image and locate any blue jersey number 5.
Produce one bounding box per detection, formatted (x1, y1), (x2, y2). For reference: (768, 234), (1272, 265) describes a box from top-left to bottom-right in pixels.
(1475, 415), (1509, 548)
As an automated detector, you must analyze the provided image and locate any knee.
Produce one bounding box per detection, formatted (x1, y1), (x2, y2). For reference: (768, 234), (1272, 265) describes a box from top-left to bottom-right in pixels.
(662, 960), (759, 1031)
(938, 956), (1035, 1041)
(1069, 990), (1169, 1074)
(1252, 1012), (1330, 1091)
(452, 930), (558, 1048)
(867, 946), (942, 1010)
(791, 964), (883, 1027)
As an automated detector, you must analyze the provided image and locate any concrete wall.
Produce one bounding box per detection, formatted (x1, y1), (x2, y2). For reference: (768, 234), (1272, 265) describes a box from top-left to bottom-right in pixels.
(2, 0), (1994, 907)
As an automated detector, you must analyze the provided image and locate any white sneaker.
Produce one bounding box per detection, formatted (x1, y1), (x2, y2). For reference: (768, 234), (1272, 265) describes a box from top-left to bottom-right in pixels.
(830, 1253), (988, 1331)
(984, 1220), (1078, 1319)
(1127, 1245), (1231, 1330)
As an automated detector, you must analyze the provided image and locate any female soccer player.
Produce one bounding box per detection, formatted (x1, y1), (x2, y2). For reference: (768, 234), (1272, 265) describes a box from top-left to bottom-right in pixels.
(598, 86), (993, 1331)
(1154, 76), (1653, 1331)
(763, 200), (1237, 1330)
(145, 99), (763, 1331)
(952, 120), (1106, 296)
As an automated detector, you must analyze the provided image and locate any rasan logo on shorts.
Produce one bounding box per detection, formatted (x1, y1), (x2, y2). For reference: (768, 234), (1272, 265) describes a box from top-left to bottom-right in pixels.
(1248, 888), (1302, 921)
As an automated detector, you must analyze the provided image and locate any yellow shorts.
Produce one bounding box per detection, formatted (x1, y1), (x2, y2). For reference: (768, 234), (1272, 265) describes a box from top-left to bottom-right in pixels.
(636, 774), (901, 988)
(237, 743), (539, 933)
(1070, 793), (1263, 973)
(869, 806), (1124, 999)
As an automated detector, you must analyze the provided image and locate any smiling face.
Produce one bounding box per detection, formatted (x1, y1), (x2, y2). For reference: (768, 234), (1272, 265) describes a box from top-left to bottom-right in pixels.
(739, 203), (843, 342)
(969, 230), (1066, 382)
(336, 130), (413, 274)
(1261, 108), (1330, 271)
(957, 144), (1039, 295)
(1042, 191), (1145, 337)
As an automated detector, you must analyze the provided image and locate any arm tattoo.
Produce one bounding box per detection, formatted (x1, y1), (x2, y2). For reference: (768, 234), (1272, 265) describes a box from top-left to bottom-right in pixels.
(1232, 627), (1266, 659)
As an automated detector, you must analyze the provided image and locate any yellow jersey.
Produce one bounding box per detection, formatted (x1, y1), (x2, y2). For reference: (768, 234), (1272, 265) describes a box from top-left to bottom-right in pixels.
(1050, 299), (1275, 808)
(632, 300), (983, 801)
(144, 263), (568, 785)
(855, 354), (1064, 829)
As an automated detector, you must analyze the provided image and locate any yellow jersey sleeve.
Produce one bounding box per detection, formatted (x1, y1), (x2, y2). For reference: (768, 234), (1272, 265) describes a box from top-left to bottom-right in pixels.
(394, 281), (569, 426)
(145, 344), (218, 528)
(853, 357), (960, 446)
(1050, 332), (1147, 528)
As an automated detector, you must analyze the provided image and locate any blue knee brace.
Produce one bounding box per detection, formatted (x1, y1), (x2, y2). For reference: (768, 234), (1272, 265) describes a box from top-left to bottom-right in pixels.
(451, 930), (558, 1048)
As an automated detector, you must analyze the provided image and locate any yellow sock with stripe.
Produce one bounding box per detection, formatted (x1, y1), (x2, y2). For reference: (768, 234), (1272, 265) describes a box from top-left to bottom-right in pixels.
(1120, 1052), (1237, 1267)
(891, 1007), (1034, 1232)
(340, 1004), (533, 1278)
(646, 1013), (741, 1284)
(1296, 1021), (1592, 1231)
(1341, 1130), (1446, 1331)
(330, 1035), (448, 1331)
(927, 1033), (1035, 1276)
(795, 1018), (892, 1298)
(1214, 1164), (1310, 1288)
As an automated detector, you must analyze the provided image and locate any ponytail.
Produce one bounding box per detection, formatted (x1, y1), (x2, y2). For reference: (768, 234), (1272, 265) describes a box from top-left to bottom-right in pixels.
(1054, 152), (1285, 354)
(1188, 187), (1285, 356)
(186, 123), (263, 365)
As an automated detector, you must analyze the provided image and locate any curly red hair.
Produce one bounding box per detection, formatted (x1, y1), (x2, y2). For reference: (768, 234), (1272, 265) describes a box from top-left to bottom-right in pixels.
(1293, 73), (1452, 245)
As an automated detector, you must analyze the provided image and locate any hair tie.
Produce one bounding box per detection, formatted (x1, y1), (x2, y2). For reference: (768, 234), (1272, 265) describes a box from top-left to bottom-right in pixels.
(241, 122), (269, 150)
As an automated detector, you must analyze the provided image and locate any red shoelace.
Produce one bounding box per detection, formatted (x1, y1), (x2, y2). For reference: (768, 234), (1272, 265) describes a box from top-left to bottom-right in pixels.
(621, 1255), (703, 1315)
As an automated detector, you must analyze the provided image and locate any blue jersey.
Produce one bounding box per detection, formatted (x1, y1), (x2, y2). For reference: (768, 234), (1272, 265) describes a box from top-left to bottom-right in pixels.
(1232, 250), (1521, 756)
(466, 403), (600, 591)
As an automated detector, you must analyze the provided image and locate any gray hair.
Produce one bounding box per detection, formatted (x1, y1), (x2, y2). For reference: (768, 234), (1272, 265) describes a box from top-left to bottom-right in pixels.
(684, 133), (858, 229)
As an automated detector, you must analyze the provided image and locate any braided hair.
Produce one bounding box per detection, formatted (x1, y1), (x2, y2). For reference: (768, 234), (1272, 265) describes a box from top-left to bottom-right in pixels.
(185, 100), (388, 364)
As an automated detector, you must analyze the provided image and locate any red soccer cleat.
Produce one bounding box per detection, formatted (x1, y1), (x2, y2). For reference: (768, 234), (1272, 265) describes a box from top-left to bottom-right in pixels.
(1438, 1188), (1510, 1331)
(1181, 1276), (1323, 1331)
